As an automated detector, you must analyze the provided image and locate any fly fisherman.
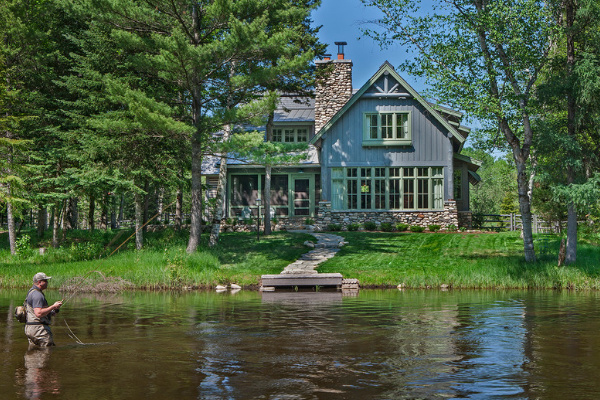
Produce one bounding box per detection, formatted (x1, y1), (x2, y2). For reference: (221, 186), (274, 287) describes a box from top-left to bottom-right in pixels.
(25, 272), (63, 348)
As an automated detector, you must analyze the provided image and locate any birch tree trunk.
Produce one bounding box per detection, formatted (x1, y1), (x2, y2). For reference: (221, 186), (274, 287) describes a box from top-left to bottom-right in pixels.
(208, 124), (231, 247)
(134, 192), (144, 250)
(7, 190), (16, 255)
(263, 112), (275, 236)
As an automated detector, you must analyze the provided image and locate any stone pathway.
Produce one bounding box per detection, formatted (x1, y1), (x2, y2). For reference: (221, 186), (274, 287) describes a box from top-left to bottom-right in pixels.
(281, 231), (347, 275)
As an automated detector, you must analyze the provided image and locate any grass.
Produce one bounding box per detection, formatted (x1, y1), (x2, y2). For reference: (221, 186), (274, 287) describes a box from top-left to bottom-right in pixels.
(1, 228), (599, 290)
(0, 228), (313, 289)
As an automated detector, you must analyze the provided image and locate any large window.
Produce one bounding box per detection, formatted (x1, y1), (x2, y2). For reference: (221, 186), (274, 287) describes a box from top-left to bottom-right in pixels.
(331, 166), (444, 210)
(273, 127), (309, 143)
(363, 112), (411, 146)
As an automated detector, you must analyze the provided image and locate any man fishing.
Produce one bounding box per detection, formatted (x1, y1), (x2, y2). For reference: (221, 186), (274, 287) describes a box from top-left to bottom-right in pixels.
(25, 272), (63, 347)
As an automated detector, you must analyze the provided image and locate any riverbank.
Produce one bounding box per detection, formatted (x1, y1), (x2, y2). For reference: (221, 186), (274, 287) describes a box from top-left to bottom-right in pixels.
(1, 228), (599, 290)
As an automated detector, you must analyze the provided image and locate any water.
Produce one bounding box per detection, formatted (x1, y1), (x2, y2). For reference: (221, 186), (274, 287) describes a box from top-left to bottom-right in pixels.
(2, 289), (600, 399)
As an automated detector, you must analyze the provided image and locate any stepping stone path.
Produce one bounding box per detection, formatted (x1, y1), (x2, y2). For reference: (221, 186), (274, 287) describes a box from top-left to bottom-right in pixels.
(281, 231), (347, 275)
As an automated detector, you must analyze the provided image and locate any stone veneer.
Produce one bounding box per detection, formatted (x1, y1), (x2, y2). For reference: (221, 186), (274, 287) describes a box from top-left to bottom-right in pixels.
(314, 59), (353, 133)
(314, 200), (460, 231)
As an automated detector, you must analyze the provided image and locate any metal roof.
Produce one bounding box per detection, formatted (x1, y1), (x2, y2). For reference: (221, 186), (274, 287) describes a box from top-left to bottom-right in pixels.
(274, 96), (314, 123)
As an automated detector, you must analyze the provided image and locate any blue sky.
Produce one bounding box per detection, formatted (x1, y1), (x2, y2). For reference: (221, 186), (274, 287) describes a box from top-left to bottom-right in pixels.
(311, 0), (425, 92)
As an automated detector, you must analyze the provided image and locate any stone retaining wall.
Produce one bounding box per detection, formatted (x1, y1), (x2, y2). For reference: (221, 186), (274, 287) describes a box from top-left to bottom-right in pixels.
(315, 200), (459, 231)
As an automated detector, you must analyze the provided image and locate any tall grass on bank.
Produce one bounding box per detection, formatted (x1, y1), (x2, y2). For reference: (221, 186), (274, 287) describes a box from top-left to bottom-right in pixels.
(1, 228), (600, 290)
(0, 229), (313, 289)
(317, 231), (600, 289)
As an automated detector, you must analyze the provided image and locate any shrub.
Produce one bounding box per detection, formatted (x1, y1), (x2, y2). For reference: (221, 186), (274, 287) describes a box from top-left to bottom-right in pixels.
(347, 223), (360, 231)
(305, 218), (314, 225)
(410, 225), (425, 233)
(363, 221), (378, 231)
(396, 223), (409, 232)
(380, 222), (394, 232)
(447, 224), (457, 232)
(428, 224), (441, 232)
(16, 234), (31, 258)
(459, 226), (467, 232)
(327, 223), (342, 231)
(271, 218), (279, 226)
(69, 241), (103, 261)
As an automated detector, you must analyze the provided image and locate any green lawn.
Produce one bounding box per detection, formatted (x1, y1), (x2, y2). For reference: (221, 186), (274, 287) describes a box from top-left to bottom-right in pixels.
(1, 228), (599, 290)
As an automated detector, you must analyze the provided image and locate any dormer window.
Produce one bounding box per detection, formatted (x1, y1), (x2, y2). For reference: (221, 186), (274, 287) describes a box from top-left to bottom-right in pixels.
(363, 112), (411, 146)
(273, 128), (309, 143)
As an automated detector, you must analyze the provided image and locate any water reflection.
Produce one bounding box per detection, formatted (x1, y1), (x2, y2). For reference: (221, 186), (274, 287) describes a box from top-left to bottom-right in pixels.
(15, 348), (60, 399)
(2, 290), (600, 399)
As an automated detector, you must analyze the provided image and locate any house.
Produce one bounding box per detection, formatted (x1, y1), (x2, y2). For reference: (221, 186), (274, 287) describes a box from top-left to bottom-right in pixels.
(203, 44), (481, 231)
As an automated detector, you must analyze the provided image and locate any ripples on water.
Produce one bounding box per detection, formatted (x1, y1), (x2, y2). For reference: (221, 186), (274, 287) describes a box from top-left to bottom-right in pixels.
(2, 289), (600, 399)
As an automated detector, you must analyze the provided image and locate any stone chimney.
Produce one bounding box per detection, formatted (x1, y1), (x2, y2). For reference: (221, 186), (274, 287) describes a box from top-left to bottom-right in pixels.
(314, 42), (353, 133)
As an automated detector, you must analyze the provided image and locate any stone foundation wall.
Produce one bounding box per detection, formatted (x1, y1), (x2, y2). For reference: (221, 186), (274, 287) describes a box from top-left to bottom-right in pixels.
(315, 201), (459, 231)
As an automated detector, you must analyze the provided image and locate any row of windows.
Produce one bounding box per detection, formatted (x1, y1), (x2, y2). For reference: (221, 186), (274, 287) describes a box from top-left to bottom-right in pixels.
(331, 167), (444, 211)
(273, 128), (308, 143)
(363, 112), (411, 146)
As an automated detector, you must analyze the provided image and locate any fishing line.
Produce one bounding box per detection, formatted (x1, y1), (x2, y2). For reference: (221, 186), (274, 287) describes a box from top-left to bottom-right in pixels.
(58, 199), (178, 345)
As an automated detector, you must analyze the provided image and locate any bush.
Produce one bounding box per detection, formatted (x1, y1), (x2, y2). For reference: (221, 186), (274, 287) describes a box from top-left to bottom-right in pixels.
(271, 218), (279, 226)
(16, 234), (32, 258)
(447, 224), (457, 232)
(347, 223), (360, 231)
(428, 224), (441, 232)
(396, 223), (409, 232)
(459, 226), (467, 232)
(363, 221), (378, 231)
(380, 222), (394, 232)
(327, 223), (342, 231)
(69, 241), (104, 261)
(410, 225), (425, 233)
(305, 218), (314, 225)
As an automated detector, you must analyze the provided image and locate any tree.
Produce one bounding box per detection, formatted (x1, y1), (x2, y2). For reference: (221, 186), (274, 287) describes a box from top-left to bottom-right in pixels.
(535, 0), (600, 264)
(362, 0), (559, 262)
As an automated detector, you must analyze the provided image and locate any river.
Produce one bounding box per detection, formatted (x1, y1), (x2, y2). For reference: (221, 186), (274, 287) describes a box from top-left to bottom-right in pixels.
(2, 289), (600, 399)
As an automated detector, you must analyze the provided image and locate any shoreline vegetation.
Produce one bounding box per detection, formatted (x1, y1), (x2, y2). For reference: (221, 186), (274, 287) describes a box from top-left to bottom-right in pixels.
(1, 228), (599, 291)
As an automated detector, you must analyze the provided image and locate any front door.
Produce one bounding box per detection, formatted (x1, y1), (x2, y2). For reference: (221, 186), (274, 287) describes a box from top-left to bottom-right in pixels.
(292, 175), (314, 216)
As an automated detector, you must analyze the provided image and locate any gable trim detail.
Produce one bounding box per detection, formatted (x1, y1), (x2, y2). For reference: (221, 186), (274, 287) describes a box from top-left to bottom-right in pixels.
(310, 61), (466, 145)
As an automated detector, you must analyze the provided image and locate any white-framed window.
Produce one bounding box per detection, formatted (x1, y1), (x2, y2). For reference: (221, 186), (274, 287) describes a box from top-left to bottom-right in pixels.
(331, 166), (444, 210)
(272, 127), (309, 143)
(363, 112), (411, 146)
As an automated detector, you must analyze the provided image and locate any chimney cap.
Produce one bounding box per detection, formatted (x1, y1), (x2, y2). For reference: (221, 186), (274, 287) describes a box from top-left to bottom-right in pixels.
(334, 41), (348, 46)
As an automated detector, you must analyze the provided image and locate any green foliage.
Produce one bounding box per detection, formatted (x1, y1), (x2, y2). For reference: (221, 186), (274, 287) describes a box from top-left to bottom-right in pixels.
(428, 225), (441, 232)
(396, 223), (409, 232)
(347, 223), (360, 231)
(327, 223), (342, 232)
(15, 235), (31, 257)
(363, 221), (377, 231)
(304, 218), (314, 225)
(410, 225), (425, 233)
(380, 222), (394, 232)
(447, 224), (457, 232)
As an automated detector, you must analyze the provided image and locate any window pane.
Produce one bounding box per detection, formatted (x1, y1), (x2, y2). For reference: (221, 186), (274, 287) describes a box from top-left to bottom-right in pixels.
(232, 175), (258, 206)
(404, 167), (414, 177)
(374, 179), (385, 209)
(390, 167), (401, 177)
(418, 167), (429, 177)
(390, 178), (401, 209)
(382, 114), (393, 139)
(284, 129), (294, 142)
(347, 180), (358, 209)
(403, 179), (414, 208)
(396, 113), (408, 138)
(347, 168), (357, 178)
(361, 167), (371, 178)
(273, 129), (282, 142)
(417, 178), (429, 208)
(433, 178), (444, 209)
(297, 129), (308, 142)
(332, 179), (344, 210)
(454, 169), (462, 200)
(360, 178), (371, 209)
(270, 175), (288, 206)
(367, 114), (378, 139)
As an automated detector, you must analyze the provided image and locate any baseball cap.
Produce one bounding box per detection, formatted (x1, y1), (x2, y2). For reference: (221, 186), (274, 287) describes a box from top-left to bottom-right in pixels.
(33, 272), (52, 282)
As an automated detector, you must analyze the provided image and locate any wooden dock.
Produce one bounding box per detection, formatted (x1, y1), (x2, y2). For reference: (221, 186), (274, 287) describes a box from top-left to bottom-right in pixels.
(261, 273), (343, 289)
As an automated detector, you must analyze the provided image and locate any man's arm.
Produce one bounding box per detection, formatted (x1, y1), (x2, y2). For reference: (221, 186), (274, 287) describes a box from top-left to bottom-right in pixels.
(33, 301), (63, 318)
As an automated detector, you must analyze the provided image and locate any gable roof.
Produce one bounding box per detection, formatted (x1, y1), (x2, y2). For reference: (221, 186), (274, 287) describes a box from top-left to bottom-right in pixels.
(309, 61), (466, 145)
